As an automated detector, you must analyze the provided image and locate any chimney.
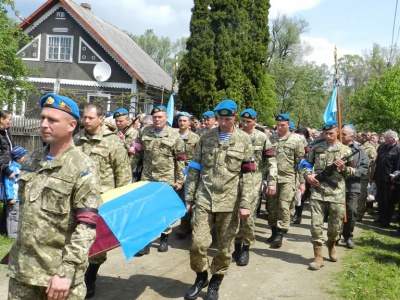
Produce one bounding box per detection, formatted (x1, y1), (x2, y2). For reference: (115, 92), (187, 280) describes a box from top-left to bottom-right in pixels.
(80, 3), (91, 11)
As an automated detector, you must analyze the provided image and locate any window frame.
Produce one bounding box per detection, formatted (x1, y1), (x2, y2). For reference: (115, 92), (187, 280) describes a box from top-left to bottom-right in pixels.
(46, 34), (74, 62)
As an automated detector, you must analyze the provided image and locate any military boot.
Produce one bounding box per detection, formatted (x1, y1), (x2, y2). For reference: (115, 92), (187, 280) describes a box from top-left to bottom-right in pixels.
(327, 240), (337, 262)
(309, 244), (324, 270)
(237, 245), (249, 266)
(158, 233), (169, 252)
(184, 271), (209, 300)
(272, 228), (284, 248)
(204, 274), (224, 300)
(85, 263), (101, 299)
(231, 242), (242, 262)
(266, 226), (277, 243)
(134, 244), (150, 257)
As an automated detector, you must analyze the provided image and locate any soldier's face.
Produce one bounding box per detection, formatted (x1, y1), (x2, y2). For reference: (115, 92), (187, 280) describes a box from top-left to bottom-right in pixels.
(322, 128), (338, 143)
(82, 107), (104, 134)
(152, 111), (167, 130)
(40, 108), (77, 144)
(276, 121), (289, 136)
(203, 117), (215, 130)
(217, 115), (236, 132)
(115, 115), (130, 131)
(241, 118), (256, 133)
(178, 116), (190, 130)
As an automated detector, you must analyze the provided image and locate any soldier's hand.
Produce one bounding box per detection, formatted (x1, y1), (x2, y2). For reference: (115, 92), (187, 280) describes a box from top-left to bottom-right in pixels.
(46, 275), (72, 300)
(186, 201), (194, 213)
(173, 182), (183, 191)
(117, 131), (126, 142)
(238, 208), (251, 219)
(334, 159), (345, 171)
(266, 185), (276, 196)
(306, 174), (319, 187)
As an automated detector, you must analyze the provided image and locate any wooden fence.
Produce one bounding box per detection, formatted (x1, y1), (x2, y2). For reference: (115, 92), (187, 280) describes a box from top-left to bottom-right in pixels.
(11, 117), (43, 152)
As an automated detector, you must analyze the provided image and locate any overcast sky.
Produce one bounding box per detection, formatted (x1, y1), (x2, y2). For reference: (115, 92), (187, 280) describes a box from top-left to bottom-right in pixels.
(12, 0), (398, 66)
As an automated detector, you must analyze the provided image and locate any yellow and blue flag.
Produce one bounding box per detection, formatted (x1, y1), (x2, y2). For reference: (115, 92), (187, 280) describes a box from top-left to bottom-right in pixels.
(91, 181), (186, 260)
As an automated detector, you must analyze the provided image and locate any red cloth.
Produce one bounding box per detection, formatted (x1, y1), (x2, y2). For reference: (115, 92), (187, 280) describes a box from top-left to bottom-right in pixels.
(89, 215), (120, 258)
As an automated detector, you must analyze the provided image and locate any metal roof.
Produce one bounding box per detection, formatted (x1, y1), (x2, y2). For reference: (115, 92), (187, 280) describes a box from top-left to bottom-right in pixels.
(20, 0), (173, 91)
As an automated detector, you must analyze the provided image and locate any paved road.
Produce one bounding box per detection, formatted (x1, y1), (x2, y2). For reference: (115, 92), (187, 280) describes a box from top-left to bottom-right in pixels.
(1, 204), (359, 300)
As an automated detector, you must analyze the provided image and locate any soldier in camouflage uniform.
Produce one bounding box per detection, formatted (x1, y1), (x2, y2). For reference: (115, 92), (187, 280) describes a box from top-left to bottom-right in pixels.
(184, 100), (254, 300)
(74, 103), (132, 298)
(113, 107), (138, 153)
(267, 114), (306, 248)
(356, 131), (377, 221)
(8, 94), (101, 300)
(175, 111), (200, 239)
(131, 105), (186, 253)
(302, 120), (355, 270)
(233, 109), (277, 266)
(196, 111), (216, 137)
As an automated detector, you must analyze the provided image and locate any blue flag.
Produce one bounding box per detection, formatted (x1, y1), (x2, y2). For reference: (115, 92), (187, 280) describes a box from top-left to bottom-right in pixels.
(323, 84), (338, 123)
(166, 93), (174, 126)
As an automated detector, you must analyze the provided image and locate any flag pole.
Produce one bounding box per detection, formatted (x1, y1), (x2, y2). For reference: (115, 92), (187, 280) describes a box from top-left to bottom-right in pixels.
(334, 46), (342, 142)
(335, 46), (347, 223)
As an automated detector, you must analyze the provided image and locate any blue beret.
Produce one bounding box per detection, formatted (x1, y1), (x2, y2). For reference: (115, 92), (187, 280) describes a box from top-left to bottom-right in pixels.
(275, 113), (290, 121)
(176, 111), (191, 119)
(240, 109), (257, 119)
(113, 108), (129, 118)
(40, 93), (80, 119)
(322, 120), (338, 131)
(202, 111), (215, 119)
(214, 99), (237, 116)
(151, 105), (167, 115)
(11, 146), (28, 160)
(105, 111), (114, 118)
(289, 121), (295, 131)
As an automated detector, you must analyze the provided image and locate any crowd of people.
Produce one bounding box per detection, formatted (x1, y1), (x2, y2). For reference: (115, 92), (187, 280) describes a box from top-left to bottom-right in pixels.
(1, 93), (400, 300)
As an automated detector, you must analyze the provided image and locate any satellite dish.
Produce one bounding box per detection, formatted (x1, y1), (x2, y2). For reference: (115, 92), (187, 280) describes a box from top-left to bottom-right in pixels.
(93, 62), (111, 82)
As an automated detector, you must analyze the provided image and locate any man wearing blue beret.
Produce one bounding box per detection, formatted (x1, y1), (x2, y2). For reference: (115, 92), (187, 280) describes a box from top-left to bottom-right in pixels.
(232, 109), (277, 266)
(266, 113), (307, 248)
(197, 111), (216, 137)
(131, 104), (186, 253)
(301, 120), (355, 270)
(185, 99), (254, 300)
(8, 93), (102, 299)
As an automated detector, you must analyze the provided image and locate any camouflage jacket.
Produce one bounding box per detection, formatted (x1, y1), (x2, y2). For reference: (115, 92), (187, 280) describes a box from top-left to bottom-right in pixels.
(179, 130), (200, 165)
(361, 140), (377, 178)
(122, 126), (138, 152)
(302, 141), (355, 203)
(132, 126), (185, 185)
(74, 124), (132, 193)
(185, 127), (254, 212)
(196, 127), (211, 138)
(269, 132), (306, 184)
(247, 129), (277, 187)
(8, 145), (101, 286)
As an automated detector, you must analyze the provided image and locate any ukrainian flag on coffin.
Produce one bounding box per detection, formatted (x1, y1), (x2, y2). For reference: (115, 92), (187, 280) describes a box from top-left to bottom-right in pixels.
(89, 181), (186, 260)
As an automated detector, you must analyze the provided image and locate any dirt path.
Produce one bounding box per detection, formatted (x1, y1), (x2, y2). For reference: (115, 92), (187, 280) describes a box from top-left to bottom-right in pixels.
(0, 204), (355, 300)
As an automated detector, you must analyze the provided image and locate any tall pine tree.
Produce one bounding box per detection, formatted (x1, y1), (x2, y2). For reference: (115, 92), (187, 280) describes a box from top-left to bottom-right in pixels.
(179, 0), (275, 125)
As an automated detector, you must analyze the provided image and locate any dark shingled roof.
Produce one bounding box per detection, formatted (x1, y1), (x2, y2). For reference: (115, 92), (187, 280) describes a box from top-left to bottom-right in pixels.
(20, 0), (173, 91)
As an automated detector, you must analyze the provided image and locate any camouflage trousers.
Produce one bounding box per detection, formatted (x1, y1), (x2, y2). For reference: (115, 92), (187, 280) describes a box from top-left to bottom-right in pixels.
(189, 205), (239, 275)
(357, 178), (368, 219)
(267, 182), (295, 231)
(310, 199), (344, 245)
(8, 277), (86, 300)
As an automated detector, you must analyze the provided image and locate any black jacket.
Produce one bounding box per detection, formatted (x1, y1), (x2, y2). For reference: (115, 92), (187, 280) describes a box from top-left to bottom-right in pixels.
(374, 143), (400, 182)
(345, 142), (369, 193)
(0, 128), (14, 177)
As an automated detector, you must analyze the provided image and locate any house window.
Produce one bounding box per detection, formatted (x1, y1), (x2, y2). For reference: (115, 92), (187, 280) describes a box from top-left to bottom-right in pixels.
(46, 35), (73, 61)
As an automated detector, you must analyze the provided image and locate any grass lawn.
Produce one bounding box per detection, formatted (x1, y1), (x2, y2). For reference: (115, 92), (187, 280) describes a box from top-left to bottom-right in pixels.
(335, 230), (400, 300)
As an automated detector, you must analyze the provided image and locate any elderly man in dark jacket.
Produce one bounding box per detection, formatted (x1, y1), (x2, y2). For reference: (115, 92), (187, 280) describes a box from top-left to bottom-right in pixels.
(341, 125), (369, 248)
